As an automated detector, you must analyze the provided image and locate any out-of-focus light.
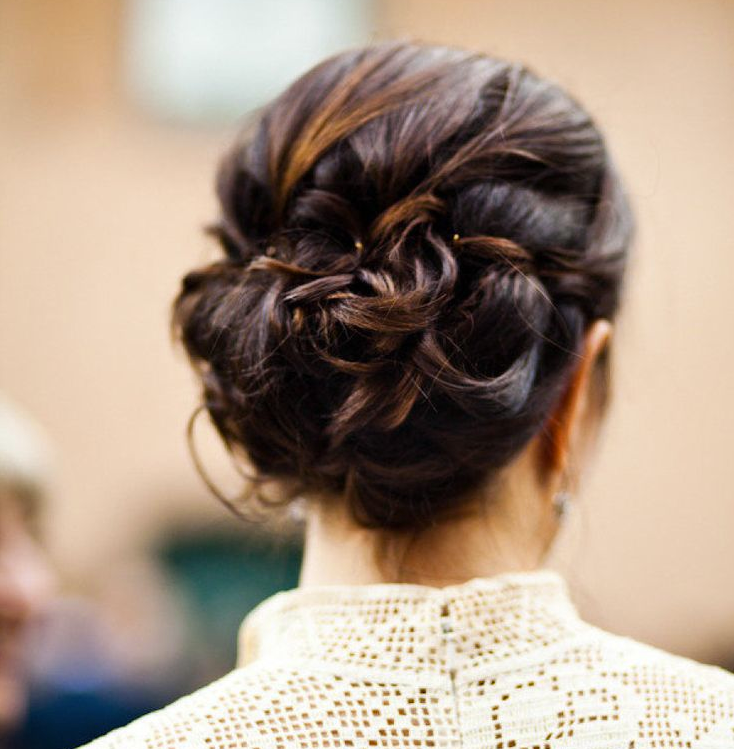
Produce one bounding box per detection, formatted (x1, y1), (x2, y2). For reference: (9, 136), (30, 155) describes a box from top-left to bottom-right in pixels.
(122, 0), (375, 124)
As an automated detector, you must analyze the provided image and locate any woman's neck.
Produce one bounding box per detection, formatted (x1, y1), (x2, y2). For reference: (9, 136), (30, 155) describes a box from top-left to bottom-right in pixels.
(298, 465), (558, 588)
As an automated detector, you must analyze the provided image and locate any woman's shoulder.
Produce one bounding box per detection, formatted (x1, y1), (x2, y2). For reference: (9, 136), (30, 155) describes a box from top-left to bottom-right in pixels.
(577, 621), (734, 691)
(563, 621), (734, 725)
(75, 664), (278, 749)
(485, 621), (734, 746)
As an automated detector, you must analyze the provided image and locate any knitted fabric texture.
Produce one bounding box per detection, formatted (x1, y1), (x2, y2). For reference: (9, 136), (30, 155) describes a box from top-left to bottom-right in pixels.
(79, 569), (734, 748)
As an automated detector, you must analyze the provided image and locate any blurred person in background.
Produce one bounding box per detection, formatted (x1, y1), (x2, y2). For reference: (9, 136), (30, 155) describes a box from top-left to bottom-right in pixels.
(0, 394), (54, 745)
(79, 41), (734, 748)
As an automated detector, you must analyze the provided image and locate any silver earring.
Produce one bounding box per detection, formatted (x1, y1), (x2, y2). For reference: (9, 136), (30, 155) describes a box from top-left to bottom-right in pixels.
(288, 495), (308, 523)
(552, 490), (572, 520)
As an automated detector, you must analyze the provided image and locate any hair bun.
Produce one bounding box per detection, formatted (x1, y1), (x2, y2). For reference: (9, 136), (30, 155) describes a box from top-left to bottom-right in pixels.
(173, 41), (633, 529)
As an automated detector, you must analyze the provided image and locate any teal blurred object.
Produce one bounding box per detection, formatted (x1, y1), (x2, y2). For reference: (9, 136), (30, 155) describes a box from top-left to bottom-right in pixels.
(13, 527), (302, 749)
(156, 526), (303, 686)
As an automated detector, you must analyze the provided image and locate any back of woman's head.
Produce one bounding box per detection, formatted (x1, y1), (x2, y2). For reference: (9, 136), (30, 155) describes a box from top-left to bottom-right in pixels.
(173, 41), (634, 530)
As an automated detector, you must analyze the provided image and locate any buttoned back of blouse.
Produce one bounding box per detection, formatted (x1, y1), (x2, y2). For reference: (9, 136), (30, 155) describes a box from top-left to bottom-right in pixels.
(80, 569), (734, 748)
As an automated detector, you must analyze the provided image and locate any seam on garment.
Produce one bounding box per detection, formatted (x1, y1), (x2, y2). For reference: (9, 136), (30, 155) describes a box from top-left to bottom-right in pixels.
(439, 595), (465, 749)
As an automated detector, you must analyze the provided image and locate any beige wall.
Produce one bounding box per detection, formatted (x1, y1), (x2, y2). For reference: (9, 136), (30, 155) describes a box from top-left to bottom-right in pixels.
(1, 0), (733, 662)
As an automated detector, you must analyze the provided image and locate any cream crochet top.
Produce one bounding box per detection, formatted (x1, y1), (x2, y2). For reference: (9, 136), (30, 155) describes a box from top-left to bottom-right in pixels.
(81, 569), (734, 748)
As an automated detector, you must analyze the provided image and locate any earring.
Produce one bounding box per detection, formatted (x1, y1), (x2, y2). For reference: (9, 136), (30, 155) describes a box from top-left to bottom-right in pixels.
(288, 496), (308, 523)
(552, 490), (572, 520)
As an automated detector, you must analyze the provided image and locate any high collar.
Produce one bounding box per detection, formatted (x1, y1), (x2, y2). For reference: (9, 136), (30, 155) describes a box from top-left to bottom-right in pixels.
(237, 569), (585, 685)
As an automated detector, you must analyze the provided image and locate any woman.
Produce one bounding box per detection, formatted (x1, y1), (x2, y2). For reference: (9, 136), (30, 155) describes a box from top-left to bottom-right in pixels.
(82, 41), (734, 747)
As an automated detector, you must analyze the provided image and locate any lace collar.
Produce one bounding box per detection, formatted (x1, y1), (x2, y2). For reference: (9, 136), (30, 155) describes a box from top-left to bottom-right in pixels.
(237, 569), (585, 683)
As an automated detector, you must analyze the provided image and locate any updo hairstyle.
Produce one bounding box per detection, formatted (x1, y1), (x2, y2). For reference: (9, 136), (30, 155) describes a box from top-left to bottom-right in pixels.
(173, 41), (634, 530)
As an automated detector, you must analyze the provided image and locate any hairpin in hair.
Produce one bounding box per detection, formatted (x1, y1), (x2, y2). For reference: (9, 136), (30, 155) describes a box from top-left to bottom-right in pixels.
(452, 233), (460, 243)
(354, 240), (364, 252)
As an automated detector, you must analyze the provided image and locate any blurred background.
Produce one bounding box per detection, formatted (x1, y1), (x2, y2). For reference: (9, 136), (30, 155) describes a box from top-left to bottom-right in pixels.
(1, 0), (733, 746)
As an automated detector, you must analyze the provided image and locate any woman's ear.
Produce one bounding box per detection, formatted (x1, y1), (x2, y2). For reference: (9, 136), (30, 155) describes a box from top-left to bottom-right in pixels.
(541, 319), (613, 479)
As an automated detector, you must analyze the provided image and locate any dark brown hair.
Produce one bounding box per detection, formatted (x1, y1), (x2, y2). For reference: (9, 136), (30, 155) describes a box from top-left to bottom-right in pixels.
(173, 41), (634, 530)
